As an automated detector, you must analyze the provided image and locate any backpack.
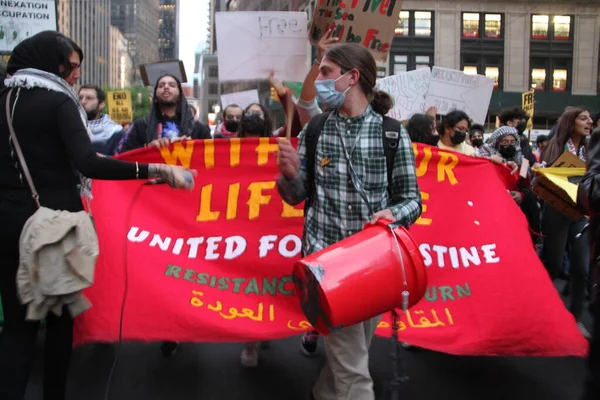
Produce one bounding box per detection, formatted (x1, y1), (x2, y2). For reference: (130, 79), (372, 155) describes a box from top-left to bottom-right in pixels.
(303, 111), (402, 212)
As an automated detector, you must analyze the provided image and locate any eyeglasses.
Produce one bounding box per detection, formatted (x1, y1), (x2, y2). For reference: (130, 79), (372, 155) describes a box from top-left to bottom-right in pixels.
(225, 115), (242, 121)
(499, 139), (517, 146)
(245, 110), (264, 118)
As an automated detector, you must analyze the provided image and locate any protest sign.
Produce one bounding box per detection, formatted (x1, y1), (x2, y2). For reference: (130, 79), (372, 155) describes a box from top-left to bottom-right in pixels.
(424, 67), (494, 125)
(139, 60), (187, 86)
(215, 12), (308, 82)
(221, 89), (260, 111)
(73, 140), (587, 357)
(522, 91), (535, 131)
(107, 91), (133, 123)
(309, 0), (402, 63)
(376, 68), (431, 121)
(0, 0), (57, 52)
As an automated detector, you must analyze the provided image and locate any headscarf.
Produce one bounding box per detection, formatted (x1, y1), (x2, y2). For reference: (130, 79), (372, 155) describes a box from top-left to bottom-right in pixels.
(477, 126), (523, 164)
(7, 30), (82, 76)
(146, 74), (195, 140)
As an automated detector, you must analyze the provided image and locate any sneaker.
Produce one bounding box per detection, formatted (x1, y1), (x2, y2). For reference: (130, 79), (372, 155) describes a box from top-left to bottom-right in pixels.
(577, 321), (592, 339)
(160, 341), (179, 357)
(241, 344), (259, 367)
(301, 332), (318, 357)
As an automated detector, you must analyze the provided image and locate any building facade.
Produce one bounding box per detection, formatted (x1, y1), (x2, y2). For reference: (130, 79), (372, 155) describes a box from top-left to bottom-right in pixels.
(111, 0), (160, 82)
(109, 25), (134, 88)
(299, 0), (600, 127)
(196, 52), (220, 124)
(57, 0), (69, 36)
(68, 0), (111, 87)
(159, 0), (178, 60)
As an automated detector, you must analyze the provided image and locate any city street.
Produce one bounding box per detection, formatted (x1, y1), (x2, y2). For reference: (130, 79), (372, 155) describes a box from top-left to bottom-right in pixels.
(24, 283), (593, 400)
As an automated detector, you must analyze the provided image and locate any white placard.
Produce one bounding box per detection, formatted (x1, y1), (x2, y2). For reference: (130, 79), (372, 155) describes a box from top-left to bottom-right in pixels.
(215, 11), (309, 82)
(0, 0), (57, 52)
(220, 89), (260, 111)
(424, 67), (495, 125)
(376, 68), (431, 121)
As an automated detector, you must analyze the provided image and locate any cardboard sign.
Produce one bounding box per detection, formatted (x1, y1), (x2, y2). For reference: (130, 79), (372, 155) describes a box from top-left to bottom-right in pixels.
(376, 68), (431, 121)
(221, 89), (260, 111)
(139, 60), (187, 87)
(0, 0), (57, 52)
(522, 91), (535, 131)
(215, 12), (309, 82)
(107, 91), (133, 123)
(552, 150), (586, 169)
(309, 0), (403, 63)
(424, 67), (494, 125)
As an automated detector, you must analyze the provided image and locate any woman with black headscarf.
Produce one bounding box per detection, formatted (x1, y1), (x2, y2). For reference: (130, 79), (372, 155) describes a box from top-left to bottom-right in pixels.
(0, 31), (196, 400)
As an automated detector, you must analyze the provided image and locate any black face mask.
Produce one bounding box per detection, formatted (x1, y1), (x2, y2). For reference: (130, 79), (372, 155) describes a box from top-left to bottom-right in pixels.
(224, 120), (240, 133)
(472, 138), (484, 147)
(499, 144), (517, 159)
(241, 114), (265, 137)
(451, 130), (467, 145)
(516, 120), (527, 134)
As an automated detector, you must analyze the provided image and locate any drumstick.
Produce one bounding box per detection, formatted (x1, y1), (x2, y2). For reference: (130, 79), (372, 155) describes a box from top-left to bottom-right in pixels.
(285, 96), (293, 141)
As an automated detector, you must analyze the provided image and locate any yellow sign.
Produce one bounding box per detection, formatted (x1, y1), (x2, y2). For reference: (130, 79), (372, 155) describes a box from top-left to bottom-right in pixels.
(107, 91), (133, 123)
(522, 90), (535, 131)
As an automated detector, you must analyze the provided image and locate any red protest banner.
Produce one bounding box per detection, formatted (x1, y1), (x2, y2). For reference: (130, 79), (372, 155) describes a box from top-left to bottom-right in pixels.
(73, 139), (588, 357)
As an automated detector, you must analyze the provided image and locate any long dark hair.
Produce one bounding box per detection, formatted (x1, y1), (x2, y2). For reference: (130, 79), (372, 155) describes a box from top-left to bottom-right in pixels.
(242, 103), (273, 137)
(56, 35), (83, 80)
(439, 110), (471, 136)
(323, 43), (393, 115)
(541, 106), (588, 165)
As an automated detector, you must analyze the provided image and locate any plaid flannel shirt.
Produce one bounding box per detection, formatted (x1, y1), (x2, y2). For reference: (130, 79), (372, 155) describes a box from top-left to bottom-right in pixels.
(278, 105), (422, 256)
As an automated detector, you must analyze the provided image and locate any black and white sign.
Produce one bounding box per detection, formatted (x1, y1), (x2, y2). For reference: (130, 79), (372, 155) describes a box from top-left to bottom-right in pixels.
(0, 0), (57, 53)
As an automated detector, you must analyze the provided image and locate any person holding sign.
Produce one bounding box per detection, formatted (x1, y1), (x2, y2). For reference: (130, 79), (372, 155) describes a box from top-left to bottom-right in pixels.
(277, 43), (421, 400)
(540, 107), (592, 338)
(117, 75), (211, 153)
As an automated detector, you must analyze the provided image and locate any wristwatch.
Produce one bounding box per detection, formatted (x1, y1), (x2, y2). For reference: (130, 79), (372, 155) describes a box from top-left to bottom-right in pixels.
(313, 58), (321, 66)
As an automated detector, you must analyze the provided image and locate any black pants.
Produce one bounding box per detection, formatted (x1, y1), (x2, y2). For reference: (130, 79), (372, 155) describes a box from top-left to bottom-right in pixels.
(0, 195), (73, 400)
(541, 205), (589, 319)
(582, 301), (600, 399)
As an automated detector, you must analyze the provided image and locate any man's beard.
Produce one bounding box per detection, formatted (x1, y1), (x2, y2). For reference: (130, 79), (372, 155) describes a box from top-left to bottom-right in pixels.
(157, 96), (178, 108)
(86, 108), (101, 120)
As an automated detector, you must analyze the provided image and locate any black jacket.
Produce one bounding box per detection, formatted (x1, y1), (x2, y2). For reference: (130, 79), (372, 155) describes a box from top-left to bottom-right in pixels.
(578, 129), (600, 304)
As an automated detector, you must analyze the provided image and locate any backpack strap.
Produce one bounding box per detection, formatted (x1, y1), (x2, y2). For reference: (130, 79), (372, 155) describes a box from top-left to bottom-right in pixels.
(304, 111), (332, 212)
(382, 116), (402, 198)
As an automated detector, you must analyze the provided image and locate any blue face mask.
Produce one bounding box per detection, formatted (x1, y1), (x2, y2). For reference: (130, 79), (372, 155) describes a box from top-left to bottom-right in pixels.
(314, 72), (351, 109)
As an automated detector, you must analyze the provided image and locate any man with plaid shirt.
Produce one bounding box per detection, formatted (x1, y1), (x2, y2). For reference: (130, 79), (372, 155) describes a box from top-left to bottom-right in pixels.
(278, 43), (421, 400)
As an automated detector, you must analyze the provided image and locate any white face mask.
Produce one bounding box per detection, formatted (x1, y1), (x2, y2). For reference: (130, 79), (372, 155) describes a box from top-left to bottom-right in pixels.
(314, 71), (351, 109)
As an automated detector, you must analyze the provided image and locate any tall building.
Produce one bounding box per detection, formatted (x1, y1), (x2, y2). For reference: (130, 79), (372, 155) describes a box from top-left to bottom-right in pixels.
(109, 25), (134, 88)
(68, 0), (111, 86)
(299, 0), (600, 128)
(111, 0), (160, 81)
(159, 0), (179, 60)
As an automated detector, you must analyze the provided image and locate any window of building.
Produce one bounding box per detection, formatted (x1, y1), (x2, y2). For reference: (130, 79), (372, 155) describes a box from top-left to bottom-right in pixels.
(553, 16), (571, 40)
(393, 55), (408, 75)
(377, 65), (387, 78)
(462, 13), (480, 38)
(532, 15), (549, 39)
(208, 83), (218, 95)
(395, 11), (409, 36)
(414, 11), (432, 36)
(208, 65), (218, 78)
(485, 14), (502, 38)
(531, 68), (546, 90)
(553, 69), (567, 91)
(485, 66), (500, 88)
(463, 66), (478, 75)
(415, 55), (431, 69)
